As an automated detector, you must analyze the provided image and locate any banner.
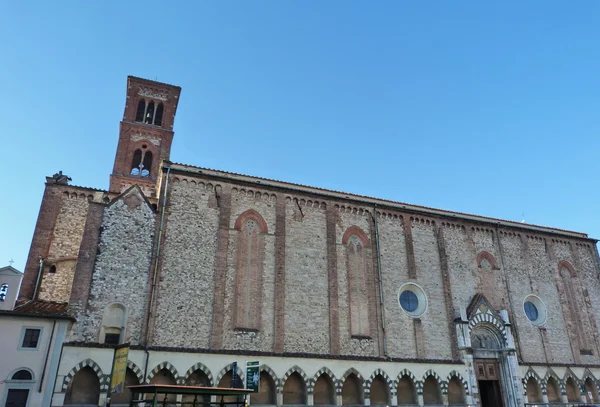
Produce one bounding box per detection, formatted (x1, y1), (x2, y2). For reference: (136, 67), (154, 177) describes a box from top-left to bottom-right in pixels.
(110, 344), (130, 395)
(246, 361), (259, 393)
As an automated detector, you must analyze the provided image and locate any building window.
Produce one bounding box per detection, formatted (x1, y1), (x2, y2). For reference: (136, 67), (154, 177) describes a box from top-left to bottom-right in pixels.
(130, 147), (152, 177)
(233, 210), (268, 331)
(104, 333), (121, 345)
(49, 265), (56, 274)
(342, 226), (372, 338)
(524, 301), (538, 321)
(400, 290), (419, 312)
(398, 283), (428, 318)
(523, 295), (547, 325)
(12, 370), (33, 381)
(21, 328), (41, 349)
(0, 283), (7, 301)
(135, 100), (146, 122)
(101, 304), (126, 344)
(154, 103), (164, 126)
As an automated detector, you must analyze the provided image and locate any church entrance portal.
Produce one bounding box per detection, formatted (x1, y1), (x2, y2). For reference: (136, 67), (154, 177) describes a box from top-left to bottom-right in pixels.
(475, 360), (503, 407)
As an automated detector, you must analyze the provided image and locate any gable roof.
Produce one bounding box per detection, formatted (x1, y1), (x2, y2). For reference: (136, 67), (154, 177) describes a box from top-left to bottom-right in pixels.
(0, 300), (75, 321)
(0, 266), (23, 276)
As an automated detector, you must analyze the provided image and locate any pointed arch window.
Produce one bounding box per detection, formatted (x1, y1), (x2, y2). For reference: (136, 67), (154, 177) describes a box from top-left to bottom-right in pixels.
(135, 100), (146, 122)
(0, 283), (8, 301)
(145, 101), (155, 124)
(233, 210), (268, 331)
(342, 226), (372, 338)
(130, 148), (153, 177)
(154, 103), (164, 126)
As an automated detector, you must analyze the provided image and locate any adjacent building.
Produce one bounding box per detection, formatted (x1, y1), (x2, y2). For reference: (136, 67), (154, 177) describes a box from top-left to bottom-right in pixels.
(0, 266), (74, 407)
(15, 76), (600, 407)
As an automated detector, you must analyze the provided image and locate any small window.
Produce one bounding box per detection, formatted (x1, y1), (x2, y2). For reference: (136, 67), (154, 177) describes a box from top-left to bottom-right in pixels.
(524, 301), (539, 321)
(142, 151), (153, 177)
(135, 100), (146, 122)
(130, 149), (142, 175)
(22, 329), (41, 349)
(154, 103), (164, 126)
(145, 101), (155, 124)
(104, 333), (121, 345)
(12, 370), (32, 381)
(400, 290), (418, 312)
(49, 265), (56, 274)
(523, 295), (547, 325)
(0, 283), (7, 301)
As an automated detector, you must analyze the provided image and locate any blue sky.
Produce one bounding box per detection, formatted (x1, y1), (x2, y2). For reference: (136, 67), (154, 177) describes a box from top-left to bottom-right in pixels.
(1, 2), (599, 271)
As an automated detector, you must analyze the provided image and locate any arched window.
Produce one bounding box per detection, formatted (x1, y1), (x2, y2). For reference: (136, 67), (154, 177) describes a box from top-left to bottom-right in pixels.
(130, 149), (142, 175)
(565, 377), (580, 402)
(12, 369), (33, 381)
(154, 103), (164, 126)
(101, 304), (126, 345)
(130, 148), (153, 177)
(0, 283), (8, 301)
(149, 369), (177, 404)
(142, 151), (153, 177)
(343, 226), (372, 337)
(233, 210), (267, 331)
(135, 100), (146, 122)
(145, 101), (155, 124)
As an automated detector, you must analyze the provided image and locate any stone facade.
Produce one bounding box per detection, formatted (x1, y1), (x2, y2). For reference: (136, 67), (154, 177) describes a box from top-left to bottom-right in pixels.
(16, 77), (600, 407)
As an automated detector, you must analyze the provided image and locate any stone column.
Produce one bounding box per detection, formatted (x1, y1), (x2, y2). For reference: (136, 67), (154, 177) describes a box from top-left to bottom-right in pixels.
(560, 393), (568, 403)
(442, 394), (449, 407)
(417, 393), (424, 407)
(52, 392), (66, 406)
(277, 392), (283, 406)
(542, 394), (549, 404)
(337, 393), (343, 406)
(391, 393), (398, 406)
(308, 393), (314, 406)
(365, 396), (371, 405)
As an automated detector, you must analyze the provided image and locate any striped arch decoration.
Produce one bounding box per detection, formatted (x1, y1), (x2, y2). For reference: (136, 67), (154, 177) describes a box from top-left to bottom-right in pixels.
(183, 362), (214, 387)
(127, 360), (145, 384)
(281, 365), (310, 393)
(395, 369), (419, 394)
(339, 368), (365, 395)
(310, 367), (337, 395)
(62, 359), (107, 392)
(468, 313), (508, 347)
(422, 370), (445, 395)
(147, 361), (181, 384)
(582, 369), (597, 383)
(260, 364), (280, 393)
(563, 368), (582, 388)
(447, 370), (469, 395)
(522, 368), (543, 395)
(544, 369), (565, 395)
(365, 369), (394, 397)
(215, 363), (245, 385)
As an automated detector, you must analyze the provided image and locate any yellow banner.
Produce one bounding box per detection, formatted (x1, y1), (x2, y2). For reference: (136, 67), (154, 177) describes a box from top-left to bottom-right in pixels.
(110, 345), (129, 395)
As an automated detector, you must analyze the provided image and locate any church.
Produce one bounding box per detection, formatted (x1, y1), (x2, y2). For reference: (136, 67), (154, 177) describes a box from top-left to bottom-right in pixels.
(15, 76), (600, 407)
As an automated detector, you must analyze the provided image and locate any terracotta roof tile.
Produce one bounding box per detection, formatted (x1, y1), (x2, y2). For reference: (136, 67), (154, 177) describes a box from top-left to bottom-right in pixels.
(0, 300), (75, 320)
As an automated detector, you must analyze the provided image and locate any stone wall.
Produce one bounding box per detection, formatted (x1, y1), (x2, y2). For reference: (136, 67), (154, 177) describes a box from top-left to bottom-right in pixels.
(133, 170), (600, 365)
(72, 187), (155, 344)
(152, 178), (220, 348)
(38, 191), (94, 303)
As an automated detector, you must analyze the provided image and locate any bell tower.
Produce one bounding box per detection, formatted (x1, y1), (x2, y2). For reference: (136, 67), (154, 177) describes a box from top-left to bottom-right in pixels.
(110, 76), (182, 196)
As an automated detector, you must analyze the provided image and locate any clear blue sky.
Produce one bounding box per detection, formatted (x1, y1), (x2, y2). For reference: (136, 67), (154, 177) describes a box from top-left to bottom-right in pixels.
(1, 1), (599, 271)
